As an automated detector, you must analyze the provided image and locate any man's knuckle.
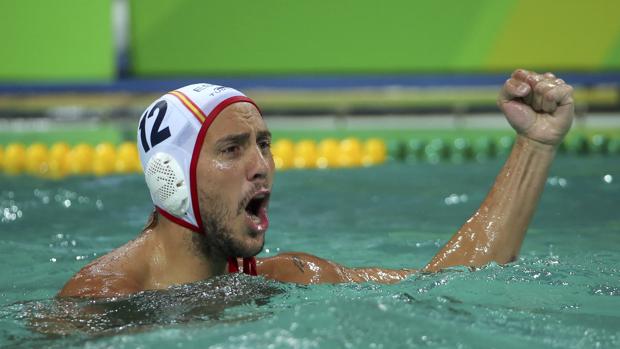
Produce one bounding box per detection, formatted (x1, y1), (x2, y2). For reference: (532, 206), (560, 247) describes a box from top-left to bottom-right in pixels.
(545, 92), (556, 101)
(534, 83), (548, 94)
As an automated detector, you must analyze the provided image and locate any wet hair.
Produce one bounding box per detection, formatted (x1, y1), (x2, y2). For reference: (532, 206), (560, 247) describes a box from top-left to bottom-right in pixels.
(142, 209), (159, 232)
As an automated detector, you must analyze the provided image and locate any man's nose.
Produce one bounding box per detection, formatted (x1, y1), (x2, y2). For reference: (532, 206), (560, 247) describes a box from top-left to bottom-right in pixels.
(246, 144), (269, 182)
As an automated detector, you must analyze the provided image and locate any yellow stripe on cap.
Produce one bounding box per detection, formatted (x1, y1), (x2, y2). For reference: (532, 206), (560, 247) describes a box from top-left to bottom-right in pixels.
(168, 90), (207, 123)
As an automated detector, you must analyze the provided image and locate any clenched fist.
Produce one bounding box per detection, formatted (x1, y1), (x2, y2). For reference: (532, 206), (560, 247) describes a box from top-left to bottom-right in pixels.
(498, 69), (574, 146)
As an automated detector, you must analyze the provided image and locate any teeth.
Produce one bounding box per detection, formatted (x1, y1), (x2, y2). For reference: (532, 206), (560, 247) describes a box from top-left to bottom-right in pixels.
(250, 214), (261, 224)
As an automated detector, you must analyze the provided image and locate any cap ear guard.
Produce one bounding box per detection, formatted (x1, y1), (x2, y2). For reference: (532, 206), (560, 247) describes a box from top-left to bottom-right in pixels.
(145, 152), (190, 216)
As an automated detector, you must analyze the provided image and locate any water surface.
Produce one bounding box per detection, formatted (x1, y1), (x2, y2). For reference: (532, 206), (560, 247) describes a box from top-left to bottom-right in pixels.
(1, 156), (619, 348)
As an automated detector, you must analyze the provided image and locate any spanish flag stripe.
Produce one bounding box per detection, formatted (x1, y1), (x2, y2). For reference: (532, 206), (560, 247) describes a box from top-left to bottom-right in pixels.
(167, 91), (206, 123)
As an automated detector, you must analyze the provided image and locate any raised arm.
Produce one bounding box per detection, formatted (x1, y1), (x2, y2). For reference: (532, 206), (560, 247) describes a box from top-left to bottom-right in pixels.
(424, 69), (574, 272)
(259, 70), (573, 284)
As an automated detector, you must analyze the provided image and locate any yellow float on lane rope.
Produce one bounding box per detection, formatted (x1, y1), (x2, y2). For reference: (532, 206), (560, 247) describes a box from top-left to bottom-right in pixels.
(317, 138), (339, 169)
(48, 142), (71, 179)
(93, 143), (117, 176)
(4, 143), (27, 175)
(0, 139), (389, 177)
(26, 143), (49, 176)
(294, 140), (318, 169)
(272, 139), (294, 170)
(116, 142), (141, 173)
(67, 143), (95, 175)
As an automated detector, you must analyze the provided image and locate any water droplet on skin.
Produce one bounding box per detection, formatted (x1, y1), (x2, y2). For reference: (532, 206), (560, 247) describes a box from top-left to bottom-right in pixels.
(212, 159), (232, 171)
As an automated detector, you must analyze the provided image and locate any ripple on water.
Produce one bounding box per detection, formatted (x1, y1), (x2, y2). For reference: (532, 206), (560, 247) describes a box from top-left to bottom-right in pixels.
(1, 274), (284, 347)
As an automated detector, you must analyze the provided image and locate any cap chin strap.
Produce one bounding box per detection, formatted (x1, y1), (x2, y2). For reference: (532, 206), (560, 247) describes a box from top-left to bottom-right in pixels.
(227, 256), (257, 276)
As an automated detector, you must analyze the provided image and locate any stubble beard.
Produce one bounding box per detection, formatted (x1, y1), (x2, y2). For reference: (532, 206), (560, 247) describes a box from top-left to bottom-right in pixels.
(192, 189), (264, 260)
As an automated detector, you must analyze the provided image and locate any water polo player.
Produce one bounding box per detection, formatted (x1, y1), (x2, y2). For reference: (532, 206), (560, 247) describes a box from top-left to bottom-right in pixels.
(58, 69), (574, 298)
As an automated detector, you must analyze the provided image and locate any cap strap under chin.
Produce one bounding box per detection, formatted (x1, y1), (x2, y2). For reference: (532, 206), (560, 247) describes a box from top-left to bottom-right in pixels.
(227, 256), (257, 276)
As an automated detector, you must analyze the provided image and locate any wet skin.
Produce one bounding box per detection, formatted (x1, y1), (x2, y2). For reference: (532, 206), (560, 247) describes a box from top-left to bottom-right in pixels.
(58, 69), (575, 298)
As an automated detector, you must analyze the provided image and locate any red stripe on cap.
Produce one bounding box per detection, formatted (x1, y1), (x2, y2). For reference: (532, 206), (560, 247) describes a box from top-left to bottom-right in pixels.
(155, 206), (199, 232)
(189, 96), (261, 232)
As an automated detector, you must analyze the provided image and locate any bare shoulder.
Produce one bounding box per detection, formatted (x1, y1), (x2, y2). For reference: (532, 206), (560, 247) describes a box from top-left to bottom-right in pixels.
(57, 235), (152, 298)
(56, 264), (143, 298)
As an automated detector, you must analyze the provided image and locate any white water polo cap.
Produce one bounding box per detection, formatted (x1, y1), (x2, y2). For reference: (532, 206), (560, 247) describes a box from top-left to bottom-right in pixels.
(137, 83), (260, 232)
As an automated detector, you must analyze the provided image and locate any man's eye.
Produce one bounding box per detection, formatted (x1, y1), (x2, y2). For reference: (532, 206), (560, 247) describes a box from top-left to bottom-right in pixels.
(222, 145), (240, 155)
(259, 140), (271, 150)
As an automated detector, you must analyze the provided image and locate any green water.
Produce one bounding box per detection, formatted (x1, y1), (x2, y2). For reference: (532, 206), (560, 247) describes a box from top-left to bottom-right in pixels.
(0, 156), (619, 348)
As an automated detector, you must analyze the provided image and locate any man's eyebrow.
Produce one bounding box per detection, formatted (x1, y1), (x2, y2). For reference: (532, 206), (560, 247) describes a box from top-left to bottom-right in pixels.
(257, 130), (272, 140)
(215, 132), (250, 148)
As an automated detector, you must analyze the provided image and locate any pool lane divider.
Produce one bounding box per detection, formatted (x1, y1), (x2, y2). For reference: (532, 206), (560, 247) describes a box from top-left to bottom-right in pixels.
(0, 142), (141, 179)
(0, 135), (618, 178)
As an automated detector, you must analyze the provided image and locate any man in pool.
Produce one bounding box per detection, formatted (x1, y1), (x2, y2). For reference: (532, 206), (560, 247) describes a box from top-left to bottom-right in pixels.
(59, 69), (574, 298)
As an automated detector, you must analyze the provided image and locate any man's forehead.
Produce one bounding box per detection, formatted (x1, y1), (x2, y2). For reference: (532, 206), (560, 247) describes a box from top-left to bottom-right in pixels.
(218, 102), (262, 123)
(206, 102), (268, 141)
(230, 102), (261, 119)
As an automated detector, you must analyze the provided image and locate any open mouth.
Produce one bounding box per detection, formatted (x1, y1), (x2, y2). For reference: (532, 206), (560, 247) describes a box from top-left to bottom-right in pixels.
(243, 190), (270, 233)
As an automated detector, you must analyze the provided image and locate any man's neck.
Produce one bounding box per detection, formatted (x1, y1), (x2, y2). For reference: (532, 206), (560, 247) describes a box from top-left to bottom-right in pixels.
(146, 214), (228, 288)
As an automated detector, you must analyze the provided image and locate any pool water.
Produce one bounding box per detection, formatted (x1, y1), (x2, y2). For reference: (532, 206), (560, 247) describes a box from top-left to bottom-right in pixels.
(0, 156), (619, 348)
